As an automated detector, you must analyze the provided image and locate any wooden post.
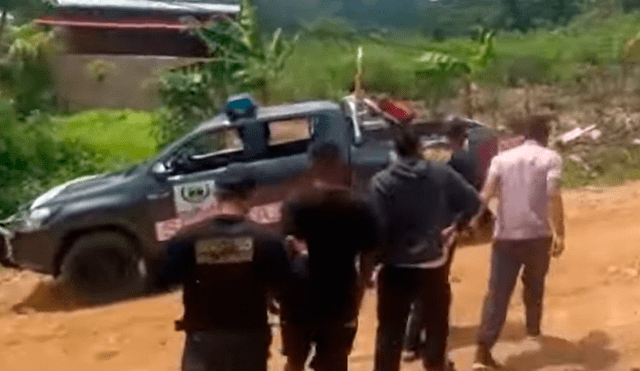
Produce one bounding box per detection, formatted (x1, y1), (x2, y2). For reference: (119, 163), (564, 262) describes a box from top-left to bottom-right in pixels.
(354, 46), (364, 102)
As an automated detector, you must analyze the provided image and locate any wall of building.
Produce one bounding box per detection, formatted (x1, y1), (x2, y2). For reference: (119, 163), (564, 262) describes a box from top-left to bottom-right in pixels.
(52, 54), (211, 111)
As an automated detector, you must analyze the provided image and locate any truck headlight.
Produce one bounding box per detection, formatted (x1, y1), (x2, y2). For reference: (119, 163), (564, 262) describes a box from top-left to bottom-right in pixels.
(19, 207), (55, 232)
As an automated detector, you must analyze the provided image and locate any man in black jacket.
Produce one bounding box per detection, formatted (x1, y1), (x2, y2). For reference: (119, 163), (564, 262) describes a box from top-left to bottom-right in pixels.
(371, 128), (481, 371)
(279, 142), (379, 371)
(405, 117), (483, 359)
(157, 166), (291, 371)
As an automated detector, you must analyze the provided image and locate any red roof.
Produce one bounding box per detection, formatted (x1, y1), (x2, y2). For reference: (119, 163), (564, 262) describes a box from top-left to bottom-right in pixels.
(36, 15), (189, 30)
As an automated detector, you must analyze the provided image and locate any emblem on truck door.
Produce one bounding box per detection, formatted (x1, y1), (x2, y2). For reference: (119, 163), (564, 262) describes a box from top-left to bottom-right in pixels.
(181, 184), (211, 204)
(174, 181), (217, 216)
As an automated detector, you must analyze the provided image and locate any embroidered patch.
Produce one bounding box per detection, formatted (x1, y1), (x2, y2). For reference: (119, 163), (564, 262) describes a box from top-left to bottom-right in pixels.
(195, 237), (254, 264)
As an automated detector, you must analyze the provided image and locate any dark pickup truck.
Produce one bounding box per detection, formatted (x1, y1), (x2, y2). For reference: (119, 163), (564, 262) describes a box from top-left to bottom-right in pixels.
(0, 94), (498, 302)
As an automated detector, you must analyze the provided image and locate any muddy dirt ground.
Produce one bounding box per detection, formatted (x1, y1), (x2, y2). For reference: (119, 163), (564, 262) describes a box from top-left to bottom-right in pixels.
(2, 182), (640, 371)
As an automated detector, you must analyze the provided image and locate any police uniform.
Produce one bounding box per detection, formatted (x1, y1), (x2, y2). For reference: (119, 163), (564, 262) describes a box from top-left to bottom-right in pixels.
(157, 174), (291, 371)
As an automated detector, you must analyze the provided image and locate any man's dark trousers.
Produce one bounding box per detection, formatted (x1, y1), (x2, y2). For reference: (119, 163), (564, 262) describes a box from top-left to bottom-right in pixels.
(405, 240), (458, 361)
(477, 237), (552, 348)
(181, 329), (270, 371)
(281, 319), (358, 371)
(375, 265), (451, 371)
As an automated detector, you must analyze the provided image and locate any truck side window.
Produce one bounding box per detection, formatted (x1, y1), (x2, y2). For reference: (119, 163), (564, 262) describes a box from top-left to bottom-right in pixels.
(170, 128), (244, 174)
(266, 117), (313, 157)
(189, 128), (243, 157)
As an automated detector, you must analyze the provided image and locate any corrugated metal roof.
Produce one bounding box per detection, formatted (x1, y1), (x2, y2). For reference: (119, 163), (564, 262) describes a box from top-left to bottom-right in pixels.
(55, 0), (240, 13)
(37, 16), (189, 29)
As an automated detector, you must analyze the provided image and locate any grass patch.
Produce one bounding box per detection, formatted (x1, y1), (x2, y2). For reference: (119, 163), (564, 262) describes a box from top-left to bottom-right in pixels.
(562, 146), (640, 189)
(52, 110), (157, 164)
(269, 13), (640, 103)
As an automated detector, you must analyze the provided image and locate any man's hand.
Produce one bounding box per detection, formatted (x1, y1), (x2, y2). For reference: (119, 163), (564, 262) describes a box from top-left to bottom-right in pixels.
(285, 236), (308, 257)
(551, 237), (565, 258)
(365, 267), (380, 290)
(441, 225), (459, 250)
(268, 299), (281, 315)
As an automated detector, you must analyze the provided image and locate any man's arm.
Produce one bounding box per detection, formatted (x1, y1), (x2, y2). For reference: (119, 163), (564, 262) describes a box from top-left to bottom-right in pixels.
(367, 180), (388, 264)
(358, 196), (383, 288)
(469, 157), (500, 230)
(445, 166), (482, 229)
(548, 155), (565, 257)
(156, 238), (194, 290)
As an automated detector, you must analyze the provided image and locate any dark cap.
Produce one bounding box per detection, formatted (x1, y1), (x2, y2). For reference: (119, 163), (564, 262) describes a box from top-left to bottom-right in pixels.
(215, 164), (256, 198)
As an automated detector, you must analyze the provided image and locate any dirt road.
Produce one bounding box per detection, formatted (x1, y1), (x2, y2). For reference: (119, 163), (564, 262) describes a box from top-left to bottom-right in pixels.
(2, 182), (640, 371)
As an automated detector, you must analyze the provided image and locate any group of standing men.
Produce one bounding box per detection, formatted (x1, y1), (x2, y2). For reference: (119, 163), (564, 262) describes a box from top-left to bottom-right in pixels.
(157, 113), (566, 371)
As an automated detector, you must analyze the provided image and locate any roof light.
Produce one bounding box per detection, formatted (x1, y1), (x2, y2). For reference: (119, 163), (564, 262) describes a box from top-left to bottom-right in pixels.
(224, 94), (258, 121)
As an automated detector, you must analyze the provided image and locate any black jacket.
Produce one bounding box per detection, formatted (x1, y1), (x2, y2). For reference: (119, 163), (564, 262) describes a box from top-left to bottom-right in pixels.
(370, 158), (481, 266)
(280, 187), (379, 324)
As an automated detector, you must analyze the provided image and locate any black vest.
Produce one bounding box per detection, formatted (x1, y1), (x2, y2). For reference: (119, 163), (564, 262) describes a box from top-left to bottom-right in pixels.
(176, 217), (287, 332)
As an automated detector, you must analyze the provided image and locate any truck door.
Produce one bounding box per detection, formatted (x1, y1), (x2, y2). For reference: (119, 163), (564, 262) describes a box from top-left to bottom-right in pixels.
(153, 126), (247, 242)
(242, 115), (319, 232)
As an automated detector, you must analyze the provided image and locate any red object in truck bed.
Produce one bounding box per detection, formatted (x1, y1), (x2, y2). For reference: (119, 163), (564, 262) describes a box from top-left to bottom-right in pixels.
(376, 98), (417, 122)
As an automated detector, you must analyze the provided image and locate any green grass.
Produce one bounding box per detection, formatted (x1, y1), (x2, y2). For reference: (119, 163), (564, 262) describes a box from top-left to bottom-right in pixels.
(270, 12), (640, 103)
(52, 110), (157, 163)
(562, 146), (640, 189)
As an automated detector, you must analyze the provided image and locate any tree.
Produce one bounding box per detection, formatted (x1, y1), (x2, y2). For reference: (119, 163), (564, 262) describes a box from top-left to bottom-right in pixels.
(415, 29), (496, 118)
(0, 21), (59, 117)
(153, 0), (298, 148)
(0, 0), (52, 46)
(194, 0), (298, 104)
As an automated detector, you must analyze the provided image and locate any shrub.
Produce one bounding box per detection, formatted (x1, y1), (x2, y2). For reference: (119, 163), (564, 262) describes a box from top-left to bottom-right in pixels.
(0, 101), (120, 218)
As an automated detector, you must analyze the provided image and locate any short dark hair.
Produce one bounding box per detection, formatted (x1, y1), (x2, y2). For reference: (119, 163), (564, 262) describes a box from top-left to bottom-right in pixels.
(511, 114), (554, 141)
(444, 117), (469, 139)
(394, 128), (422, 158)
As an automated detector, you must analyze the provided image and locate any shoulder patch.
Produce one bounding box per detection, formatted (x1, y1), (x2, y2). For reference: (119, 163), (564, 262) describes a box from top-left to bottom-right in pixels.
(195, 237), (254, 264)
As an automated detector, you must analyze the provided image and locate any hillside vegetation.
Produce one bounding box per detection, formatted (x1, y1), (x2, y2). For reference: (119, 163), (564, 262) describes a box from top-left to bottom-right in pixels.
(4, 0), (640, 218)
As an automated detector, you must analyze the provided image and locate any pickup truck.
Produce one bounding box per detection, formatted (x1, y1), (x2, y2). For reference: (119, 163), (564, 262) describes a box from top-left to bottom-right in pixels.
(0, 94), (498, 302)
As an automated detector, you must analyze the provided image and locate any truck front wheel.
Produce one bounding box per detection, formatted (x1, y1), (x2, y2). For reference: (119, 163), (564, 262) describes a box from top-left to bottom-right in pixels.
(58, 232), (147, 303)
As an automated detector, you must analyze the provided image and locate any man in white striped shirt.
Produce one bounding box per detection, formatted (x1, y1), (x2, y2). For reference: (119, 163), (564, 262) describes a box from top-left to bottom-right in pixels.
(472, 115), (566, 370)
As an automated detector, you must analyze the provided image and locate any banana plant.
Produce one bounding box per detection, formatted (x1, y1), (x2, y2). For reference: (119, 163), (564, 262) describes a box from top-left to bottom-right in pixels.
(194, 0), (299, 104)
(415, 29), (496, 118)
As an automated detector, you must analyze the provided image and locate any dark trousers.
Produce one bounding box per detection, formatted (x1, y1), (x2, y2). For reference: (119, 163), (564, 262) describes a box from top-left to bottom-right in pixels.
(405, 242), (457, 357)
(182, 329), (270, 371)
(375, 265), (451, 371)
(477, 237), (552, 348)
(281, 320), (358, 371)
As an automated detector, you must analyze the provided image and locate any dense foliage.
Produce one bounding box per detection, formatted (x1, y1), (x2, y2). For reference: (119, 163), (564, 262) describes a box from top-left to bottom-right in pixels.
(153, 0), (298, 149)
(0, 100), (114, 218)
(255, 0), (640, 38)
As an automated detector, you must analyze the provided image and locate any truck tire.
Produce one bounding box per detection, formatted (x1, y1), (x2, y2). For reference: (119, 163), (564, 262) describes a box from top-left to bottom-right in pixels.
(58, 232), (148, 303)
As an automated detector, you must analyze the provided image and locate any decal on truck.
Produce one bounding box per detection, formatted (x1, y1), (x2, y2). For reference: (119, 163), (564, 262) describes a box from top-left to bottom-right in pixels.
(174, 181), (218, 219)
(248, 201), (283, 225)
(155, 198), (284, 242)
(155, 181), (219, 242)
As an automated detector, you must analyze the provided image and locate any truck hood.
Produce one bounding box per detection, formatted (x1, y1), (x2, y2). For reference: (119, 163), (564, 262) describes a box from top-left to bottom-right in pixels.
(30, 170), (135, 210)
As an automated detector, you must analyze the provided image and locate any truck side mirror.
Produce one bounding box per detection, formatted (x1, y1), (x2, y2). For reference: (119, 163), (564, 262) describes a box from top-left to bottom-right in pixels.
(151, 162), (172, 179)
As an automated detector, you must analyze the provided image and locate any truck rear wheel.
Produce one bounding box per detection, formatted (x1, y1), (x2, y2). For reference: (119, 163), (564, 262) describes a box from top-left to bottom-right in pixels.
(58, 232), (147, 303)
